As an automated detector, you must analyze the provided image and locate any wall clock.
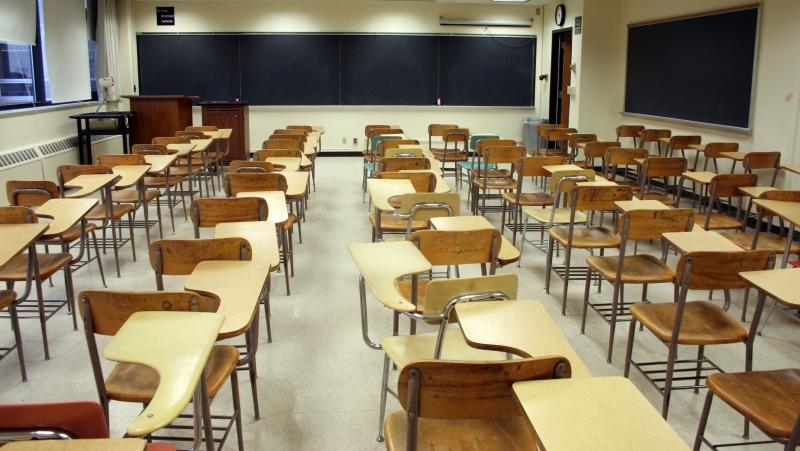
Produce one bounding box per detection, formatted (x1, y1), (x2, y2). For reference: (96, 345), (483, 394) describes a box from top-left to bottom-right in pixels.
(555, 4), (566, 27)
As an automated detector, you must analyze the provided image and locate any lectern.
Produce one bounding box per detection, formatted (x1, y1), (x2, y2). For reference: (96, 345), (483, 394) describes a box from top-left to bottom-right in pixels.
(122, 95), (198, 144)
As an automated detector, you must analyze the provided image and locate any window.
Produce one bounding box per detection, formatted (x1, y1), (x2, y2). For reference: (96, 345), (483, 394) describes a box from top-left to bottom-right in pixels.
(0, 0), (96, 111)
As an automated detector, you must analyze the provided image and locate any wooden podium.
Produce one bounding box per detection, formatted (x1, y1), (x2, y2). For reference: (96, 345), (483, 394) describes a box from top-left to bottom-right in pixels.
(200, 102), (250, 163)
(123, 95), (198, 144)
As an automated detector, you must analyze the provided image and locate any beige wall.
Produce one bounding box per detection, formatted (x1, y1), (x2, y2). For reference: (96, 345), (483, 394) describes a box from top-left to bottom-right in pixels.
(127, 0), (545, 149)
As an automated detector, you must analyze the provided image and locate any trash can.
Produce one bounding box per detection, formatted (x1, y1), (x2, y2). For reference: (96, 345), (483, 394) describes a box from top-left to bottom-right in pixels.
(522, 117), (548, 155)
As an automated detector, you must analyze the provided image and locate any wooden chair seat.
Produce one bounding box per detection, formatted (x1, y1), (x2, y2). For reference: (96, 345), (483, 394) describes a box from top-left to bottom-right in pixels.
(707, 369), (800, 438)
(501, 192), (554, 207)
(524, 207), (586, 224)
(0, 290), (15, 310)
(549, 225), (620, 249)
(432, 150), (468, 162)
(105, 345), (238, 403)
(586, 254), (674, 284)
(719, 231), (800, 254)
(738, 186), (777, 198)
(0, 253), (72, 281)
(368, 213), (429, 232)
(639, 192), (676, 206)
(382, 329), (505, 370)
(693, 213), (742, 231)
(395, 279), (431, 311)
(473, 178), (517, 190)
(42, 223), (98, 243)
(469, 169), (511, 179)
(111, 189), (160, 204)
(86, 203), (135, 221)
(630, 301), (748, 345)
(384, 412), (536, 451)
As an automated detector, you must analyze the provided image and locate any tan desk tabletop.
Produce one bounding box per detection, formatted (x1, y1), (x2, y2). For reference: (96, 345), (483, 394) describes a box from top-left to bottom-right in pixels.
(112, 165), (151, 188)
(368, 178), (415, 212)
(63, 173), (120, 198)
(720, 151), (748, 161)
(199, 128), (232, 139)
(688, 143), (707, 152)
(103, 311), (223, 437)
(543, 164), (583, 174)
(740, 268), (800, 309)
(615, 199), (671, 212)
(399, 169), (450, 193)
(347, 241), (431, 312)
(166, 143), (196, 157)
(633, 157), (647, 166)
(663, 230), (742, 254)
(0, 223), (49, 269)
(282, 170), (310, 197)
(429, 215), (520, 265)
(263, 157), (301, 172)
(682, 171), (717, 185)
(143, 154), (178, 173)
(782, 164), (800, 175)
(215, 221), (280, 269)
(2, 439), (145, 451)
(236, 191), (289, 224)
(35, 198), (98, 237)
(189, 138), (214, 152)
(455, 300), (591, 378)
(513, 376), (689, 451)
(752, 199), (800, 227)
(186, 260), (267, 338)
(659, 137), (673, 145)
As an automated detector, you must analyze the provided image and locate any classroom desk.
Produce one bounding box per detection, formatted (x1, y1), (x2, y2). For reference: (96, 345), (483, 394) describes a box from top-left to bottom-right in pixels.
(63, 174), (120, 198)
(348, 241), (432, 349)
(282, 170), (310, 198)
(199, 128), (232, 140)
(142, 154), (177, 174)
(236, 191), (289, 224)
(751, 199), (800, 267)
(368, 179), (415, 237)
(2, 439), (146, 451)
(189, 138), (214, 153)
(543, 164), (583, 174)
(398, 169), (450, 193)
(112, 165), (151, 188)
(782, 164), (800, 176)
(1, 223), (49, 270)
(741, 268), (800, 310)
(663, 230), (742, 254)
(215, 221), (280, 269)
(681, 171), (716, 185)
(455, 300), (591, 377)
(615, 199), (671, 212)
(103, 310), (223, 437)
(166, 143), (196, 157)
(34, 198), (98, 238)
(720, 151), (748, 173)
(513, 376), (689, 451)
(429, 215), (520, 266)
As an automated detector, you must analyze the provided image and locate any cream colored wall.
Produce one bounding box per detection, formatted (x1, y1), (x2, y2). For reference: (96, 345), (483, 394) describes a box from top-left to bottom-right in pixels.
(127, 0), (545, 149)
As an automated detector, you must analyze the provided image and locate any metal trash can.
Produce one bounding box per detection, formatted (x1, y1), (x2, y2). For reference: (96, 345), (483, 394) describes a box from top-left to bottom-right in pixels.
(522, 117), (548, 155)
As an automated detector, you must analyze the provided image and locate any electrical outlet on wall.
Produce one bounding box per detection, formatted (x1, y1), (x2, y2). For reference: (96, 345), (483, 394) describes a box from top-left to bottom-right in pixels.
(341, 137), (347, 145)
(353, 138), (358, 145)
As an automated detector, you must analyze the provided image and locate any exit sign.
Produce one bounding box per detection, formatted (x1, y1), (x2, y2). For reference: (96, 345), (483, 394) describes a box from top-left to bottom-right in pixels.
(156, 6), (175, 26)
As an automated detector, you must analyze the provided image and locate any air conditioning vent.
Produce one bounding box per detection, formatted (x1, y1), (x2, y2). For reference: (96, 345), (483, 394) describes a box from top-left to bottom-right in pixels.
(0, 147), (41, 169)
(90, 134), (117, 143)
(39, 137), (79, 156)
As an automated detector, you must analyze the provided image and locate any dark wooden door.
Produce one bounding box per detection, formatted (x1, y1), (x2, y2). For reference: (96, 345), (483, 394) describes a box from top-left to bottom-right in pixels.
(548, 29), (573, 126)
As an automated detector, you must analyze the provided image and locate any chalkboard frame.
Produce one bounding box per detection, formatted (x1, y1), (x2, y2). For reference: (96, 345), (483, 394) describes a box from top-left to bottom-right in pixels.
(622, 5), (761, 133)
(136, 32), (537, 107)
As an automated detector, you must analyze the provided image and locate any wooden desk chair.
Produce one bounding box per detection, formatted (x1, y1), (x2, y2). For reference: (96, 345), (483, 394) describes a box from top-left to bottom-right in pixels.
(427, 123), (458, 152)
(616, 125), (645, 147)
(229, 160), (275, 173)
(0, 288), (24, 382)
(544, 127), (577, 157)
(78, 289), (243, 451)
(287, 125), (319, 189)
(370, 139), (424, 182)
(6, 180), (105, 285)
(152, 136), (210, 198)
(0, 401), (177, 450)
(377, 172), (436, 194)
(694, 369), (800, 450)
(188, 126), (227, 186)
(535, 123), (565, 155)
(384, 357), (570, 450)
(262, 138), (303, 150)
(379, 157), (431, 172)
(471, 146), (525, 216)
(666, 135), (702, 159)
(689, 173), (758, 231)
(604, 147), (648, 186)
(369, 192), (459, 241)
(638, 128), (671, 155)
(638, 157), (686, 206)
(258, 148), (303, 159)
(433, 128), (469, 180)
(568, 133), (597, 162)
(736, 151), (782, 206)
(518, 170), (595, 260)
(380, 139), (420, 158)
(624, 250), (775, 419)
(57, 165), (135, 277)
(364, 124), (391, 153)
(132, 143), (188, 229)
(376, 273), (517, 442)
(697, 142), (738, 172)
(364, 133), (404, 197)
(97, 153), (164, 246)
(545, 184), (631, 315)
(501, 155), (564, 245)
(0, 206), (77, 365)
(385, 147), (424, 158)
(458, 138), (515, 193)
(576, 140), (620, 170)
(583, 208), (694, 363)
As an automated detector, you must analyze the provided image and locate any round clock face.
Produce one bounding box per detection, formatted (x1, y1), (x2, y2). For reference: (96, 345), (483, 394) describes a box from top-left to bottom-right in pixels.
(555, 4), (566, 26)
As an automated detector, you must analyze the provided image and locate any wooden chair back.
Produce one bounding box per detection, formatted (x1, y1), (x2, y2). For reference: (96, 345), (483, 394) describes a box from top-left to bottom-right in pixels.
(761, 190), (800, 202)
(379, 139), (420, 158)
(79, 290), (220, 336)
(584, 141), (621, 160)
(365, 124), (391, 137)
(259, 148), (302, 158)
(152, 136), (190, 145)
(262, 139), (303, 150)
(384, 147), (423, 158)
(675, 250), (774, 291)
(620, 208), (694, 242)
(287, 125), (313, 132)
(428, 124), (459, 139)
(380, 157), (430, 172)
(571, 184), (632, 212)
(175, 131), (208, 139)
(545, 127), (577, 143)
(568, 133), (597, 150)
(186, 126), (218, 132)
(518, 156), (565, 178)
(229, 160), (275, 173)
(96, 154), (145, 166)
(132, 143), (172, 155)
(709, 173), (759, 198)
(485, 146), (526, 165)
(398, 192), (460, 222)
(605, 147), (648, 166)
(56, 165), (113, 193)
(443, 128), (469, 144)
(475, 139), (516, 157)
(190, 197), (268, 237)
(373, 128), (403, 137)
(397, 357), (570, 420)
(224, 172), (288, 197)
(668, 135), (701, 151)
(639, 129), (671, 144)
(549, 169), (596, 193)
(410, 229), (500, 268)
(6, 181), (60, 207)
(703, 142), (739, 161)
(273, 129), (308, 138)
(616, 125), (645, 140)
(377, 172), (436, 193)
(0, 206), (37, 224)
(422, 273), (517, 317)
(642, 157), (687, 178)
(537, 124), (565, 140)
(148, 237), (252, 277)
(744, 151), (781, 171)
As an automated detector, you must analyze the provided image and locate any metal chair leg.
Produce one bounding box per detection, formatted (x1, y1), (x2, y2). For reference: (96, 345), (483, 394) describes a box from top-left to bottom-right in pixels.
(693, 391), (714, 451)
(377, 354), (390, 442)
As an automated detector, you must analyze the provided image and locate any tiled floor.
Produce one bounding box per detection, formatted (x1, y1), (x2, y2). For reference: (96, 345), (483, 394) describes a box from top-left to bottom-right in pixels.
(0, 156), (795, 450)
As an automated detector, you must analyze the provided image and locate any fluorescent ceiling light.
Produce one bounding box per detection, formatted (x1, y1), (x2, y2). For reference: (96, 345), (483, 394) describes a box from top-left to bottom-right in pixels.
(440, 17), (533, 27)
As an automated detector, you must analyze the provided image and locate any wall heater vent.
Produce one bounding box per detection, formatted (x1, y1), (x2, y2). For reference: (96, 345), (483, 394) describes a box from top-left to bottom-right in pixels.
(0, 147), (41, 169)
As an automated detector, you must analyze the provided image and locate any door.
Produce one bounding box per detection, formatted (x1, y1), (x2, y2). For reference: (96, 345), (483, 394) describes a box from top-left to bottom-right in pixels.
(548, 29), (572, 126)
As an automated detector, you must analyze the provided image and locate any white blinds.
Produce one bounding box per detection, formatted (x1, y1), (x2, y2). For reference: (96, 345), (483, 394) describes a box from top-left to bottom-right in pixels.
(42, 0), (91, 103)
(0, 0), (37, 45)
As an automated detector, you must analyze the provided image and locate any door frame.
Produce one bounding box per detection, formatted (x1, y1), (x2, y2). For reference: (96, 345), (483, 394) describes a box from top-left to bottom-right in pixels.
(548, 27), (573, 126)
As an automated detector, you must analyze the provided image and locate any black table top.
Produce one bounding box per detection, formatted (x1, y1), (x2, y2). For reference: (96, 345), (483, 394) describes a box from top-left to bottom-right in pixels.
(69, 111), (134, 119)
